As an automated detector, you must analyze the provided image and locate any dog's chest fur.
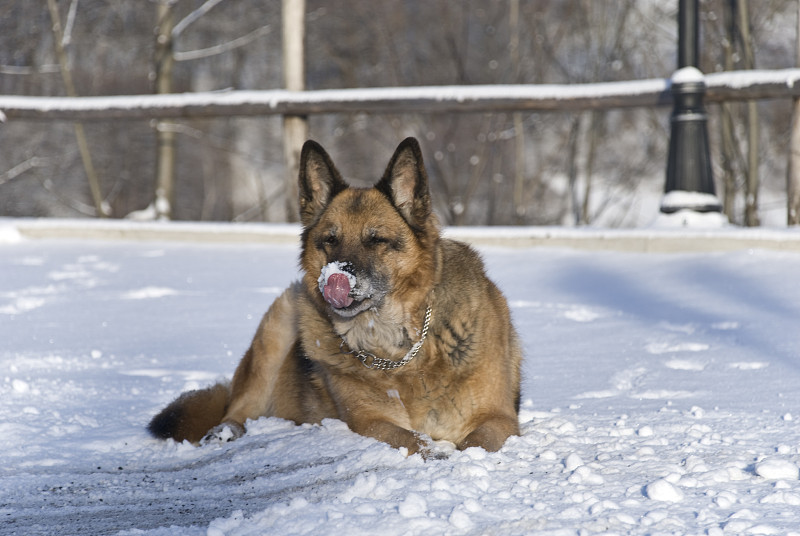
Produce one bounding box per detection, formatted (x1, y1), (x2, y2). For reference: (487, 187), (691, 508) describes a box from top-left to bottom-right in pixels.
(302, 301), (477, 442)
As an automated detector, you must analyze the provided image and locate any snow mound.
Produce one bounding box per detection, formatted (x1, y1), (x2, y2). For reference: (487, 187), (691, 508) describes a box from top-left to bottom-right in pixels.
(755, 459), (800, 481)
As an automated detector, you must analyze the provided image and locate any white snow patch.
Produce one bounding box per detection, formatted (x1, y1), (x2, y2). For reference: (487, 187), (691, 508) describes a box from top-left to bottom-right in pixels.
(651, 203), (729, 229)
(122, 286), (179, 299)
(671, 66), (705, 84)
(11, 379), (31, 393)
(563, 307), (603, 322)
(665, 359), (707, 371)
(0, 223), (23, 244)
(0, 296), (47, 315)
(634, 390), (697, 400)
(730, 361), (770, 370)
(646, 342), (710, 354)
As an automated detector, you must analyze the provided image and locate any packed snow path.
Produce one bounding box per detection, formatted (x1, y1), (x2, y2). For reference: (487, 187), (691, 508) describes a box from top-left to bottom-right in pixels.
(2, 234), (799, 535)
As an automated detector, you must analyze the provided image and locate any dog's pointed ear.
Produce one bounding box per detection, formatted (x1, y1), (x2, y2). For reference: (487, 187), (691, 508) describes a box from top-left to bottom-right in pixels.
(298, 140), (347, 227)
(376, 137), (432, 228)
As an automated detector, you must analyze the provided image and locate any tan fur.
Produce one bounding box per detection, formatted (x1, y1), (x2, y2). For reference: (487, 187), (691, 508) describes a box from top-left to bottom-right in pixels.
(148, 138), (522, 456)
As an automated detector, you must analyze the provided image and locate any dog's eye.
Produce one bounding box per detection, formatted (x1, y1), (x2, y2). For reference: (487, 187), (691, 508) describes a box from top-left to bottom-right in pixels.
(366, 233), (388, 247)
(322, 233), (339, 247)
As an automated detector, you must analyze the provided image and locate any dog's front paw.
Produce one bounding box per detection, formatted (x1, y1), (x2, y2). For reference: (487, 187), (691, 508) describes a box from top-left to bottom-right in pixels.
(418, 437), (456, 460)
(200, 421), (245, 445)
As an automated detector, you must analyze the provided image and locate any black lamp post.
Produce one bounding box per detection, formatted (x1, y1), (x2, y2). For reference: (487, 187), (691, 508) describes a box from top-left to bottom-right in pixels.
(661, 0), (722, 214)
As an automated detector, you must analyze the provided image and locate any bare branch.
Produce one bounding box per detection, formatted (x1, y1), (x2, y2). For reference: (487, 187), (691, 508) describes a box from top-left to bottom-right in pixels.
(174, 24), (272, 62)
(0, 157), (49, 186)
(62, 0), (79, 47)
(172, 0), (225, 39)
(0, 64), (61, 75)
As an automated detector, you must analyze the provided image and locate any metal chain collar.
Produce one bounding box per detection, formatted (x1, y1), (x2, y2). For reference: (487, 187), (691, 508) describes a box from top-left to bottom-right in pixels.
(342, 303), (432, 371)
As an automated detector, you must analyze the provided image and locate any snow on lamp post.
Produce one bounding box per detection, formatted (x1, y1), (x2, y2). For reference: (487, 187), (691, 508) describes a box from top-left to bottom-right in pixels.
(661, 0), (722, 216)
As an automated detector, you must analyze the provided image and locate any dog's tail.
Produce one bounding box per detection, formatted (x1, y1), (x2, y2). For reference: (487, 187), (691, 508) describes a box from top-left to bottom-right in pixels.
(147, 382), (230, 444)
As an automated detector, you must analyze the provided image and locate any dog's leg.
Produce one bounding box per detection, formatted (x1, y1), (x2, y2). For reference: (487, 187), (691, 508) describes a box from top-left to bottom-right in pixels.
(204, 283), (300, 443)
(457, 413), (520, 452)
(350, 419), (424, 455)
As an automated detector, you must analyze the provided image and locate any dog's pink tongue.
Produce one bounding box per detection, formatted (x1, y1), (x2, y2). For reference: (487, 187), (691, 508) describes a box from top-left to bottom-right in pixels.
(323, 273), (354, 309)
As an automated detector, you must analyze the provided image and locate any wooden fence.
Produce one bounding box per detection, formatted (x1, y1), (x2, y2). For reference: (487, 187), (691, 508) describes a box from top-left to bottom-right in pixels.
(2, 68), (800, 225)
(1, 69), (799, 121)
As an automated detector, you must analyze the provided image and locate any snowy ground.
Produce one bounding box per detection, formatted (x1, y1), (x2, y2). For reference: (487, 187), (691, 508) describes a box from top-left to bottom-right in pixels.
(2, 223), (800, 535)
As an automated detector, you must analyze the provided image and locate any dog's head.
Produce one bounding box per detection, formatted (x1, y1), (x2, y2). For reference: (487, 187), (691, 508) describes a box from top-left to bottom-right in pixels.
(299, 138), (439, 320)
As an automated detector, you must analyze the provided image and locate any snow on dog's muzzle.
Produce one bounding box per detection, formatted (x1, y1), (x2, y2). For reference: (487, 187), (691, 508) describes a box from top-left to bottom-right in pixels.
(318, 262), (356, 309)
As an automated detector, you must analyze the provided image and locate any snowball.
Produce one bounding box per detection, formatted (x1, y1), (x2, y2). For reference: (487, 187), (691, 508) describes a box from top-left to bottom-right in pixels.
(398, 493), (428, 518)
(645, 479), (684, 502)
(564, 453), (583, 471)
(539, 450), (558, 461)
(569, 465), (605, 485)
(449, 507), (473, 530)
(689, 406), (705, 418)
(12, 379), (30, 394)
(755, 459), (800, 481)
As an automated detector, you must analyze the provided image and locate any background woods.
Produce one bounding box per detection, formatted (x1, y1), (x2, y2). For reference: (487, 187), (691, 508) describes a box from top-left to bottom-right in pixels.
(0, 0), (797, 226)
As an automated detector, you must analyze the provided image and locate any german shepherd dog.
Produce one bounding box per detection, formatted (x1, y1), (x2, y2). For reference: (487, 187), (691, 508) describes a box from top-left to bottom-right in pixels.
(148, 138), (522, 456)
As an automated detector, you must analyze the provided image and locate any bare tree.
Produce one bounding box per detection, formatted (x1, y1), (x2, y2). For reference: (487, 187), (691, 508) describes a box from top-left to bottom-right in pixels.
(152, 0), (177, 220)
(46, 0), (108, 217)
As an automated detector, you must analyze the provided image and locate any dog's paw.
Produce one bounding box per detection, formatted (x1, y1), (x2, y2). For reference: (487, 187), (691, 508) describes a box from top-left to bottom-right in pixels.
(200, 421), (245, 445)
(419, 437), (456, 460)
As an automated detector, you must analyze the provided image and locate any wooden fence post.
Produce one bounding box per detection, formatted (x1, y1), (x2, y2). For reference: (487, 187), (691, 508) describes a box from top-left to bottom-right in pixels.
(282, 0), (308, 223)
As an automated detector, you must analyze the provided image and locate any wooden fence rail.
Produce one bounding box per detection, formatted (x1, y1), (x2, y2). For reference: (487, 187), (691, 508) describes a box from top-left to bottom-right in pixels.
(2, 69), (799, 122)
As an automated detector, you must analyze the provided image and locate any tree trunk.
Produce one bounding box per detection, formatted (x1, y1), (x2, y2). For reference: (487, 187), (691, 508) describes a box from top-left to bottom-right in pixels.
(789, 0), (800, 225)
(46, 0), (107, 217)
(509, 0), (526, 224)
(282, 0), (308, 223)
(738, 0), (760, 226)
(720, 2), (737, 221)
(154, 0), (176, 220)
